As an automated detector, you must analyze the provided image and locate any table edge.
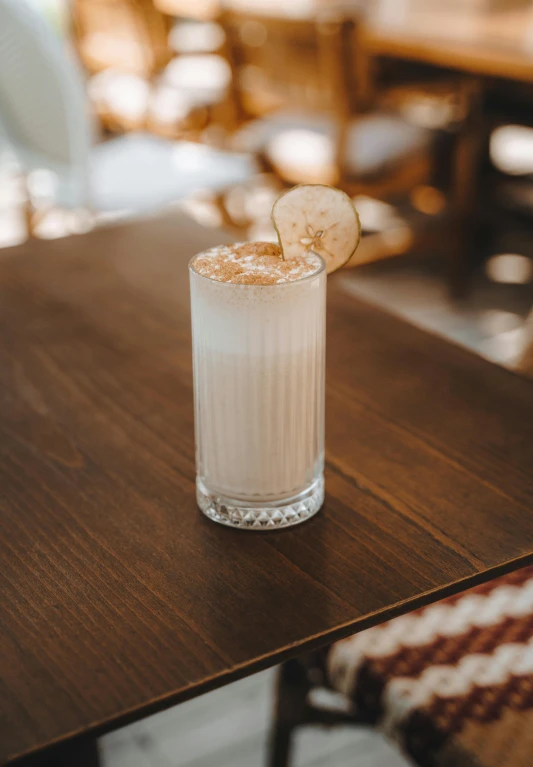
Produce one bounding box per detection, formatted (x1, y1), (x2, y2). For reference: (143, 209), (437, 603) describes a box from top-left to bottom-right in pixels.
(8, 551), (533, 766)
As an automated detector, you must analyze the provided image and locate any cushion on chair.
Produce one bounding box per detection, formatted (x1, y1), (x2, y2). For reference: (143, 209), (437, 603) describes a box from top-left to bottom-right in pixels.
(234, 111), (430, 185)
(327, 566), (533, 767)
(89, 133), (256, 213)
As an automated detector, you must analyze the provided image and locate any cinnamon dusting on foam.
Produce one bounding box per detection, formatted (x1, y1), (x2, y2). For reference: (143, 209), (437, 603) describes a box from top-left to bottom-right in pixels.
(192, 242), (322, 285)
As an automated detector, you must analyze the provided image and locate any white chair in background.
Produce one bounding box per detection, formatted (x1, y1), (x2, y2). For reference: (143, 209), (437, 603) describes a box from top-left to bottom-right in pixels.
(0, 0), (255, 232)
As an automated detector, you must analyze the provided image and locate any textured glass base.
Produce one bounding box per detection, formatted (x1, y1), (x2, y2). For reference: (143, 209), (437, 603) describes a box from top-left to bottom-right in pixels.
(197, 476), (324, 530)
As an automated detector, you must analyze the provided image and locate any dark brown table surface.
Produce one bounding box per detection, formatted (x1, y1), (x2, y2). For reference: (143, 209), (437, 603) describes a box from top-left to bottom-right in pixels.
(2, 213), (533, 765)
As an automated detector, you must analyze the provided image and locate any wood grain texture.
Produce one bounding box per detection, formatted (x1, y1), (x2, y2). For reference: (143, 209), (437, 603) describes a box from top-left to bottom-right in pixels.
(1, 213), (533, 765)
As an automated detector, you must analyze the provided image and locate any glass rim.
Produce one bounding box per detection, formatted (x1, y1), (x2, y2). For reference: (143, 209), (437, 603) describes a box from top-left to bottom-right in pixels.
(188, 250), (327, 288)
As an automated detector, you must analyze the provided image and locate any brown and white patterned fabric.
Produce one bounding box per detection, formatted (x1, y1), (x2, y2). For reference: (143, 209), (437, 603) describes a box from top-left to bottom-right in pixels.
(327, 567), (533, 767)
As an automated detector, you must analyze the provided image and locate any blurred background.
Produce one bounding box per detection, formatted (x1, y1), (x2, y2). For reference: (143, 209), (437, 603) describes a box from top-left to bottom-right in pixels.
(3, 0), (533, 374)
(2, 1), (533, 763)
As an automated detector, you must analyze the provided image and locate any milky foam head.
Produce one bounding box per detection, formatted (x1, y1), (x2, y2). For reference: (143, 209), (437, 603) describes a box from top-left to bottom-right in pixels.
(189, 243), (326, 354)
(190, 242), (323, 286)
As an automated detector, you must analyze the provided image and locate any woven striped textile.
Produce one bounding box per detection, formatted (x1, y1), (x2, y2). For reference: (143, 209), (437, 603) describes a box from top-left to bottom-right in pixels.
(327, 567), (533, 767)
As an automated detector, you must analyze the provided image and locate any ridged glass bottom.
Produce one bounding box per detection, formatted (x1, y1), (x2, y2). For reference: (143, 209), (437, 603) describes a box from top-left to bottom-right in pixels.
(197, 475), (324, 530)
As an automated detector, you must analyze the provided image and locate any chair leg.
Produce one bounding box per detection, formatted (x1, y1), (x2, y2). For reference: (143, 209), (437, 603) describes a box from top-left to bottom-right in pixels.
(22, 174), (48, 240)
(14, 736), (100, 767)
(267, 659), (310, 767)
(269, 722), (293, 767)
(449, 79), (490, 299)
(23, 178), (37, 239)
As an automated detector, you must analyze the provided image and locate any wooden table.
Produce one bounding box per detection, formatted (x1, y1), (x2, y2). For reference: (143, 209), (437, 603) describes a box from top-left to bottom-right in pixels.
(364, 0), (533, 83)
(2, 213), (533, 766)
(223, 0), (533, 82)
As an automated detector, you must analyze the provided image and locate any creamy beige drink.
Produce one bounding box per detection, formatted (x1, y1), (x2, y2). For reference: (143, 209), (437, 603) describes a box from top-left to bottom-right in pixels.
(189, 242), (326, 530)
(189, 183), (362, 531)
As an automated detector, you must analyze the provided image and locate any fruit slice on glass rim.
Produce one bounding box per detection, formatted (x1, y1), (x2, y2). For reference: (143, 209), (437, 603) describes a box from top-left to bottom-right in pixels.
(271, 184), (361, 274)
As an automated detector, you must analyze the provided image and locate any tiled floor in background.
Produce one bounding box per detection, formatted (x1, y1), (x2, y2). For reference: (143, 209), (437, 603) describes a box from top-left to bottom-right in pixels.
(339, 249), (533, 370)
(99, 669), (409, 767)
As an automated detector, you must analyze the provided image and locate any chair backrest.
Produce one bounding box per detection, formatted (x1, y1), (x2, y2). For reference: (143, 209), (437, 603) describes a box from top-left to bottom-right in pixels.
(0, 0), (91, 179)
(518, 310), (533, 379)
(71, 0), (172, 77)
(220, 10), (362, 123)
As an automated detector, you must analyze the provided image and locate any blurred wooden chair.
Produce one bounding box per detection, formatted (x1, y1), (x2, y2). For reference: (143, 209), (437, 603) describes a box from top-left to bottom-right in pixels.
(71, 0), (231, 140)
(71, 0), (173, 132)
(447, 81), (533, 295)
(269, 566), (533, 767)
(220, 11), (433, 202)
(0, 0), (255, 238)
(150, 0), (232, 141)
(219, 9), (478, 274)
(71, 0), (172, 78)
(518, 310), (533, 377)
